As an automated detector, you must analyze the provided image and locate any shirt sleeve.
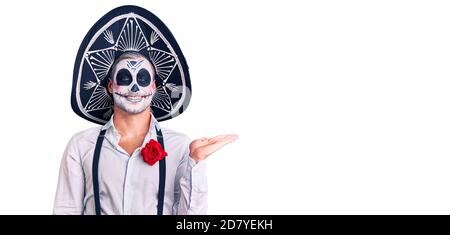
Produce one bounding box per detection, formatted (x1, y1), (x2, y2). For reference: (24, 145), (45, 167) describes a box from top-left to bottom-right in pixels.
(53, 136), (85, 215)
(172, 139), (208, 215)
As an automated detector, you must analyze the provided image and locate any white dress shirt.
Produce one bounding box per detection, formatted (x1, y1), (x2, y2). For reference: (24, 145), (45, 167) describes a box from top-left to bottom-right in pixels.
(53, 114), (207, 215)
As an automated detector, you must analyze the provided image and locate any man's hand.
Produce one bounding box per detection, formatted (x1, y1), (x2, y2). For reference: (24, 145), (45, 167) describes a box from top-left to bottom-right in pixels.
(189, 134), (239, 162)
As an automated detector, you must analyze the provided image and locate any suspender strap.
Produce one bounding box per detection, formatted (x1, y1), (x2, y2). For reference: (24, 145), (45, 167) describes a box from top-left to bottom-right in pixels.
(92, 129), (106, 215)
(156, 126), (166, 215)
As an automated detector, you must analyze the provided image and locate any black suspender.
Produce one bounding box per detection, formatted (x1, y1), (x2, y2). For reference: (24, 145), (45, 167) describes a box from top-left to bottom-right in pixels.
(156, 126), (166, 216)
(92, 129), (106, 215)
(92, 126), (166, 215)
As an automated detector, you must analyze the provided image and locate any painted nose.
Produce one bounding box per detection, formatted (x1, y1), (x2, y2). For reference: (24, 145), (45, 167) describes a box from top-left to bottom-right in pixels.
(131, 84), (140, 92)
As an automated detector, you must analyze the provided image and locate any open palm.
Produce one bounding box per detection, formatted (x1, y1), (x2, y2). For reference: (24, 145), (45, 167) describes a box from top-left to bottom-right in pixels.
(189, 134), (238, 162)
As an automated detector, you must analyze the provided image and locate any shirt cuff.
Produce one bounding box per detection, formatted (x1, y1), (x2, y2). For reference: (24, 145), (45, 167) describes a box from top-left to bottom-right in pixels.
(188, 156), (205, 168)
(188, 156), (207, 192)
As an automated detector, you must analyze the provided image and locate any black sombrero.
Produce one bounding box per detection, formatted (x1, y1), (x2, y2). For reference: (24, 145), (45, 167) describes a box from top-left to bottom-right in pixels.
(71, 5), (191, 124)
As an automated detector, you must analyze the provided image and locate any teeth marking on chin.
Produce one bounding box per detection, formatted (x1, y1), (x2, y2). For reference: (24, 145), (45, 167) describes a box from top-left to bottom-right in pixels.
(126, 97), (143, 102)
(115, 93), (150, 102)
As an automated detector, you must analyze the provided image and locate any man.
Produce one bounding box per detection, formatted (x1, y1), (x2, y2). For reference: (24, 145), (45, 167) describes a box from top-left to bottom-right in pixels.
(54, 6), (237, 215)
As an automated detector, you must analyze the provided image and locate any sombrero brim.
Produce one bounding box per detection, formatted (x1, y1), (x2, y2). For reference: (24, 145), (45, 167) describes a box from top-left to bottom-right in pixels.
(71, 5), (191, 125)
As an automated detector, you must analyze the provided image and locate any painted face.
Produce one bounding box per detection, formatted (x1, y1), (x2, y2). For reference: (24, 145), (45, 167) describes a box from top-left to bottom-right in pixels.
(110, 57), (156, 114)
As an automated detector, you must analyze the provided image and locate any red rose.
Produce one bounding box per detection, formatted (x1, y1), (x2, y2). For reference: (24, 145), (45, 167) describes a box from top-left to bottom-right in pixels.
(141, 139), (168, 166)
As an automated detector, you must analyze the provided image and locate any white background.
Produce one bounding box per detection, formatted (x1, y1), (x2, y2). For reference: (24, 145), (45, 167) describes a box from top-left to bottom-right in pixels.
(0, 0), (449, 214)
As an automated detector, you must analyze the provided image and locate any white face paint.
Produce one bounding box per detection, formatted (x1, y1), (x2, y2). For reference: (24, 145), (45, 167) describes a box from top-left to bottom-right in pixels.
(110, 57), (156, 114)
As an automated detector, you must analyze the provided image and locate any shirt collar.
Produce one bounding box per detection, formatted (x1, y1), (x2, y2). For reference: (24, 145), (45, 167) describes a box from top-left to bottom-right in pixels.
(101, 112), (159, 150)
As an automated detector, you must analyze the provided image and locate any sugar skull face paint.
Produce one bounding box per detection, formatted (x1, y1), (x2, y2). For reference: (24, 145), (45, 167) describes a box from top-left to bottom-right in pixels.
(109, 56), (156, 114)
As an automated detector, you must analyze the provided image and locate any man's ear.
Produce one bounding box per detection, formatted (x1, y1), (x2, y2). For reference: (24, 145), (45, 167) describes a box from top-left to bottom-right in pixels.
(107, 79), (113, 94)
(151, 79), (156, 93)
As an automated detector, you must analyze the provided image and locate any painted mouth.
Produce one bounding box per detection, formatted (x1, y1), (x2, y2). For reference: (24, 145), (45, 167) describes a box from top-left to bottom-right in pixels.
(114, 93), (151, 103)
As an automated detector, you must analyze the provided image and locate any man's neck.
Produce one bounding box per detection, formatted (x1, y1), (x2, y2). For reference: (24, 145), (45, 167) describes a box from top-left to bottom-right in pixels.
(113, 106), (152, 137)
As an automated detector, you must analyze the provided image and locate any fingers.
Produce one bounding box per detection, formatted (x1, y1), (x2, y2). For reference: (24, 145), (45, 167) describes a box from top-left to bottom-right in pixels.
(210, 134), (239, 142)
(205, 140), (235, 155)
(221, 135), (239, 144)
(207, 135), (238, 150)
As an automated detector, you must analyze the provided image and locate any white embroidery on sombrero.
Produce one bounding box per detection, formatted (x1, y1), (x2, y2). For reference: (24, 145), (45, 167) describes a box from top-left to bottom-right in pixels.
(150, 49), (176, 82)
(103, 30), (115, 44)
(83, 81), (97, 90)
(165, 83), (180, 93)
(117, 19), (148, 52)
(85, 86), (113, 111)
(103, 108), (113, 119)
(150, 30), (159, 45)
(88, 49), (116, 81)
(151, 86), (172, 112)
(83, 49), (116, 112)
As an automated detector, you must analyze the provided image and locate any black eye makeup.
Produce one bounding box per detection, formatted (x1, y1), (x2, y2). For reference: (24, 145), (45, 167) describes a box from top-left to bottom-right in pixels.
(137, 69), (151, 87)
(116, 69), (132, 86)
